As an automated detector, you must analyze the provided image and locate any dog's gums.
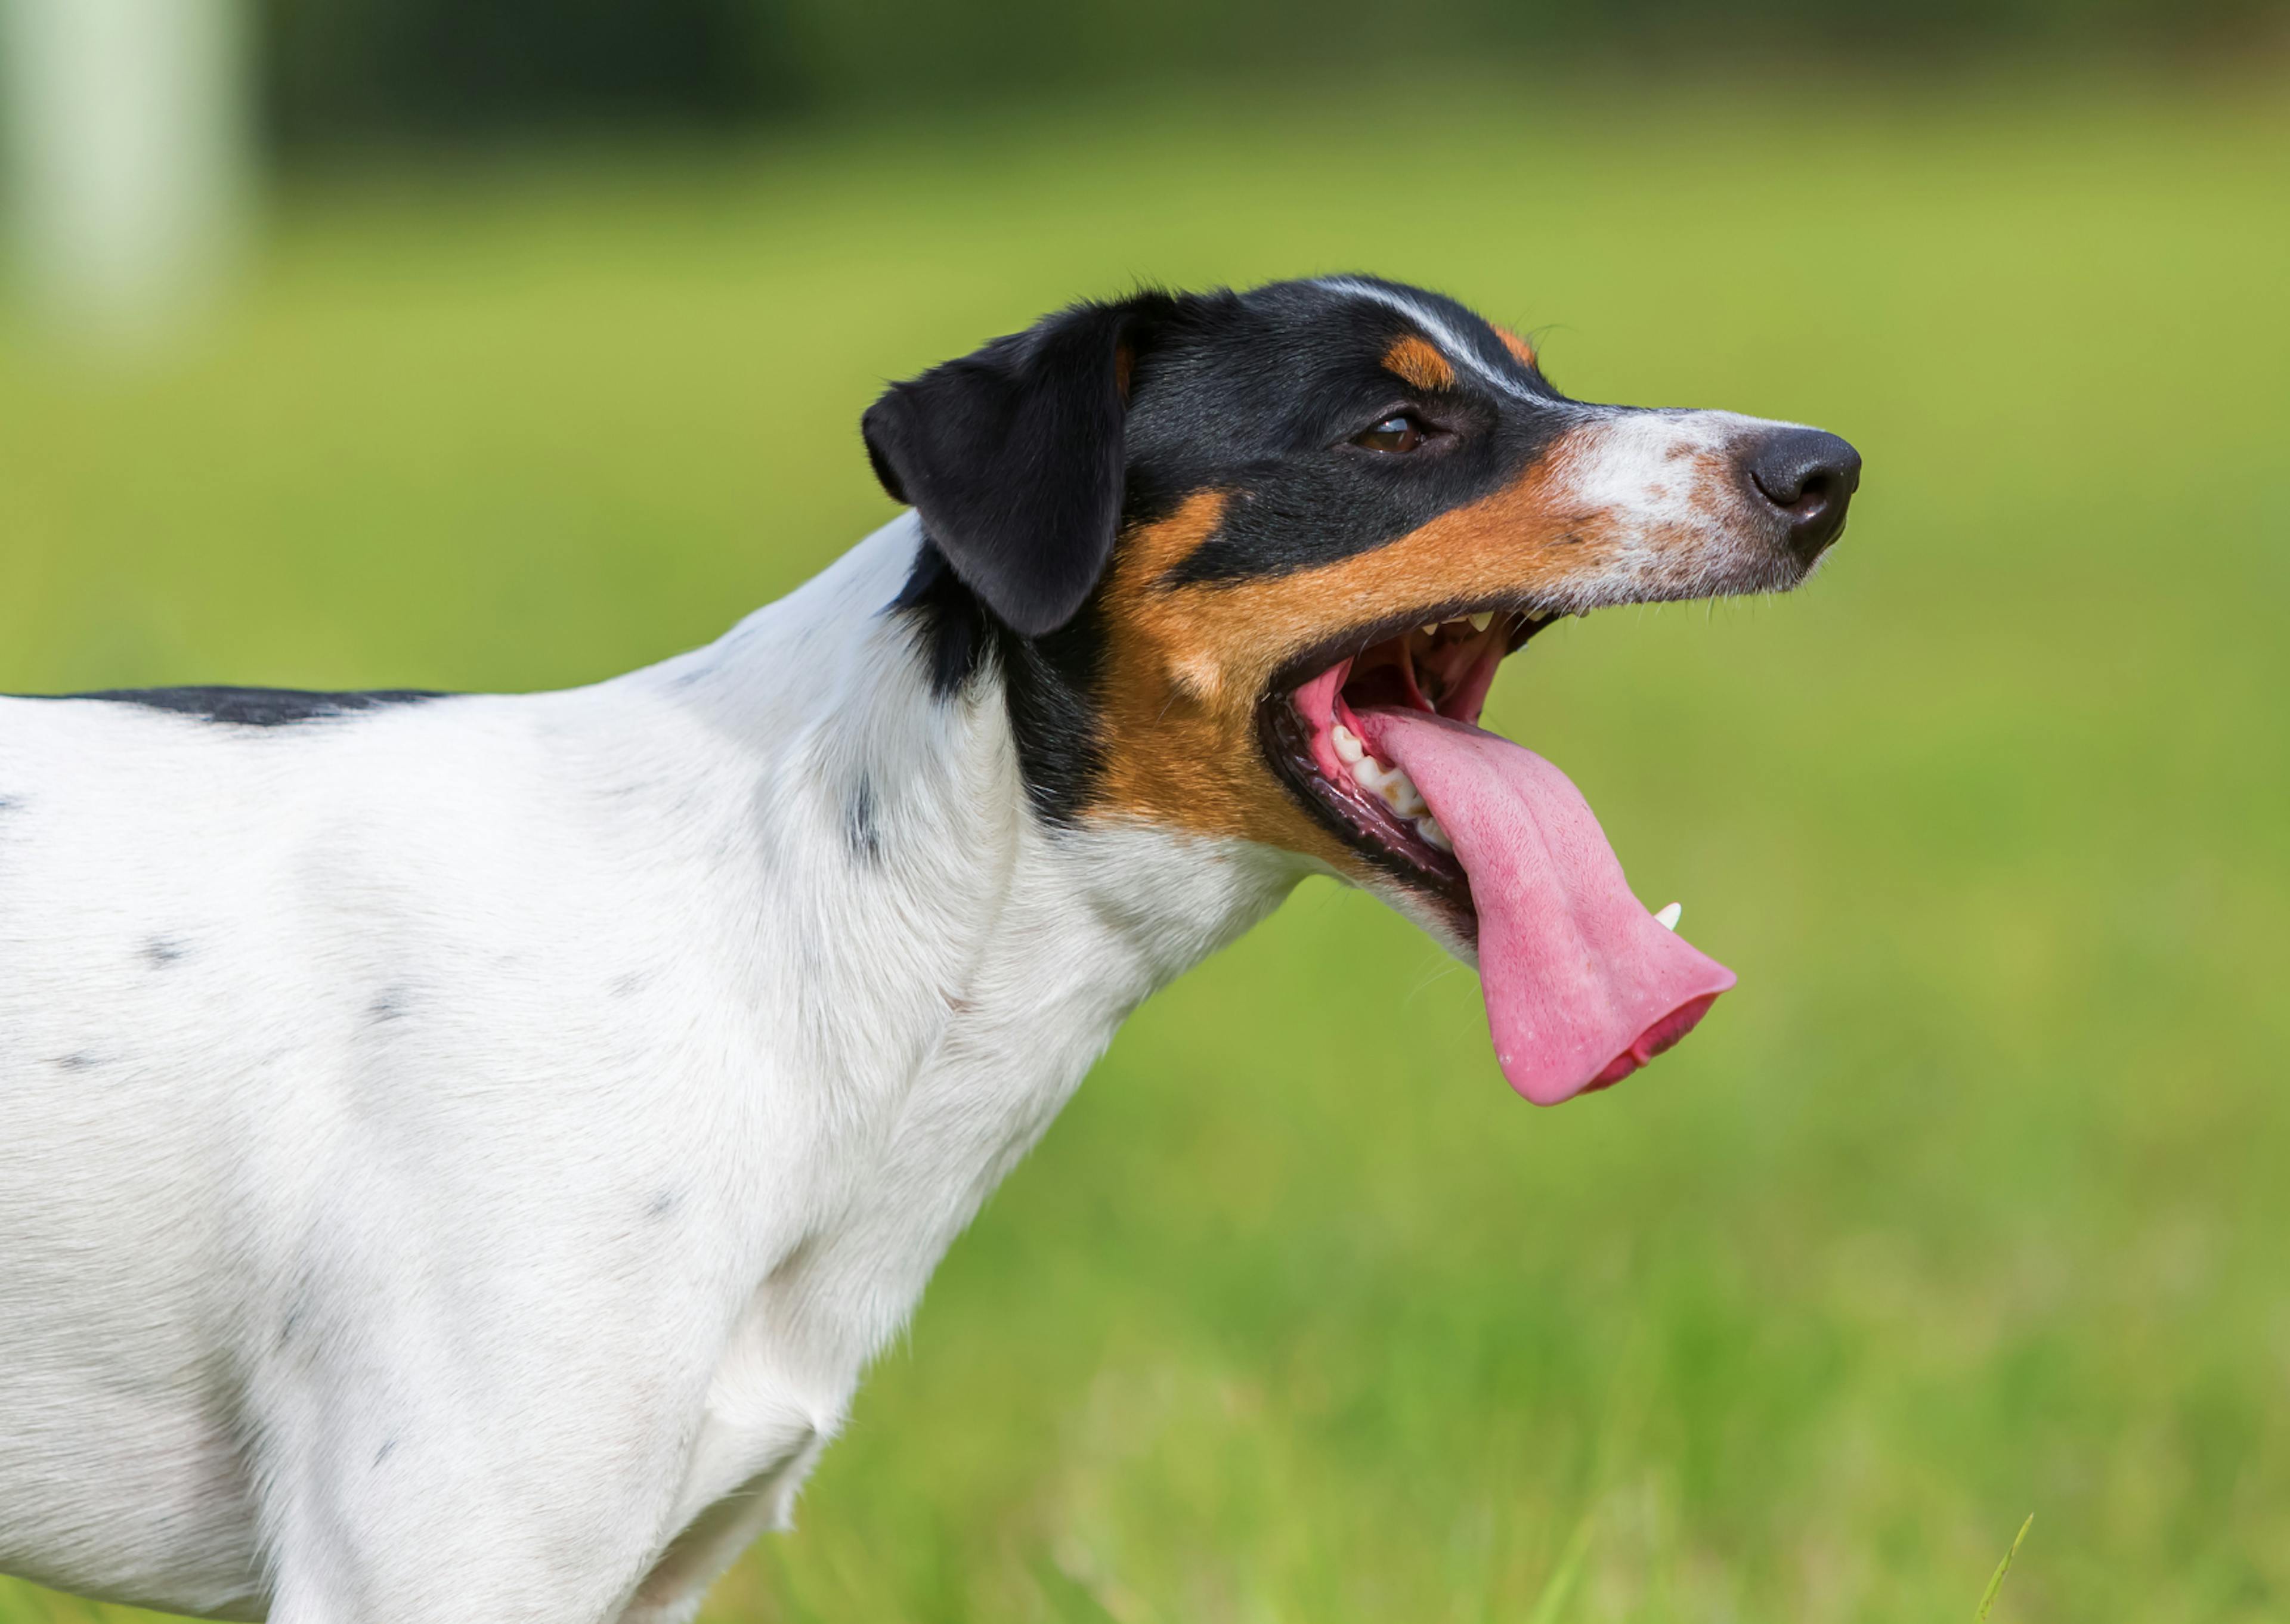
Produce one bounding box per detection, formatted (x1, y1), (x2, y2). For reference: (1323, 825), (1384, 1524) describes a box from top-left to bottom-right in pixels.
(1282, 610), (1536, 903)
(1268, 608), (1737, 1105)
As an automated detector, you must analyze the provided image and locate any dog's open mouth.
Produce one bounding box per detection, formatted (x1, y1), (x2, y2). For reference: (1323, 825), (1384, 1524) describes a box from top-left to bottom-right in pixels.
(1260, 609), (1738, 1106)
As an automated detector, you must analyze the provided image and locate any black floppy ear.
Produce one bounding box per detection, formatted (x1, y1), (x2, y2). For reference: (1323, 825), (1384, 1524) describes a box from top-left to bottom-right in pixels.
(862, 297), (1159, 639)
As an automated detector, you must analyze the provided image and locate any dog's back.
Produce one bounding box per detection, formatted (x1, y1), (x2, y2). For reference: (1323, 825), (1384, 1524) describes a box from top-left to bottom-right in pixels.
(1, 696), (367, 1608)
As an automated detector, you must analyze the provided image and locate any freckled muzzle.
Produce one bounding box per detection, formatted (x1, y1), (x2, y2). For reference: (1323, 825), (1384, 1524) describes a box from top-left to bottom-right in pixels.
(1537, 410), (1864, 610)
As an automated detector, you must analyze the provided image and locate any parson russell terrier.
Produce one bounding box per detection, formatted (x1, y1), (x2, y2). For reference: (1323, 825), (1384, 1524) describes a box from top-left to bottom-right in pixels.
(0, 276), (1858, 1622)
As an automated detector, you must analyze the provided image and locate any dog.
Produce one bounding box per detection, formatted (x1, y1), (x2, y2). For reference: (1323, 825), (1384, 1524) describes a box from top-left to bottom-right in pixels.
(0, 275), (1857, 1622)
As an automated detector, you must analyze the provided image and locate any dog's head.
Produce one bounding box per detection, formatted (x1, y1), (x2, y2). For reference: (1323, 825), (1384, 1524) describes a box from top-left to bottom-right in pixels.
(865, 277), (1859, 1105)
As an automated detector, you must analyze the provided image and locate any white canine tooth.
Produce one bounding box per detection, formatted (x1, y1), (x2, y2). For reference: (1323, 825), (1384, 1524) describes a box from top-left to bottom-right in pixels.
(1654, 902), (1682, 932)
(1416, 814), (1453, 852)
(1419, 623), (1440, 638)
(1468, 612), (1493, 633)
(1330, 723), (1364, 764)
(1350, 755), (1385, 791)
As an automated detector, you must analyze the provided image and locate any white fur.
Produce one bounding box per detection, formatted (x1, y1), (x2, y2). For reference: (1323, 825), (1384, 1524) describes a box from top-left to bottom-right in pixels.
(1548, 407), (1823, 609)
(0, 514), (1302, 1623)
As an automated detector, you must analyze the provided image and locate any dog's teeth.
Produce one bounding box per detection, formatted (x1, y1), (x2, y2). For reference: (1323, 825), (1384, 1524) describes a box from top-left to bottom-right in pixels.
(1419, 623), (1440, 638)
(1348, 753), (1424, 817)
(1468, 612), (1493, 633)
(1654, 902), (1682, 931)
(1416, 814), (1453, 852)
(1330, 723), (1365, 765)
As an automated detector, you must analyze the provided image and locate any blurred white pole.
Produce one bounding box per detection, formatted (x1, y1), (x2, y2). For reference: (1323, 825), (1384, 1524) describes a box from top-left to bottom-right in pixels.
(1, 0), (255, 344)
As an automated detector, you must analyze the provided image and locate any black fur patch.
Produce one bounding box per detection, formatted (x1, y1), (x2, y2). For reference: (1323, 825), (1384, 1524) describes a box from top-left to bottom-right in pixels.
(1124, 280), (1567, 585)
(37, 687), (443, 726)
(891, 542), (1105, 825)
(890, 544), (991, 699)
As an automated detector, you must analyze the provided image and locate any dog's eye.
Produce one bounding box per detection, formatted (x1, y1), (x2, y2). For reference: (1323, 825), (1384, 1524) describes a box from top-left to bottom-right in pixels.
(1354, 413), (1428, 454)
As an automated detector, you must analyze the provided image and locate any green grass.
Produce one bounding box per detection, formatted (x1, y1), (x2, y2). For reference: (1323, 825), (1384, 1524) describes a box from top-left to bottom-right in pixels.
(1977, 1517), (2036, 1623)
(2, 71), (2286, 1623)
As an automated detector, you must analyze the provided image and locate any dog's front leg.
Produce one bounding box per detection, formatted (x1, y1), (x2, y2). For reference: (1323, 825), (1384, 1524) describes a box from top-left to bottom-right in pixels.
(613, 1418), (830, 1624)
(243, 1288), (705, 1624)
(255, 1439), (676, 1624)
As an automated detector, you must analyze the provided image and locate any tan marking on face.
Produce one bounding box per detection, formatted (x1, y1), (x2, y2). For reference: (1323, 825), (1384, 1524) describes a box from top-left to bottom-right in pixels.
(1494, 325), (1536, 367)
(1090, 492), (1325, 859)
(1382, 334), (1456, 393)
(1087, 425), (1664, 878)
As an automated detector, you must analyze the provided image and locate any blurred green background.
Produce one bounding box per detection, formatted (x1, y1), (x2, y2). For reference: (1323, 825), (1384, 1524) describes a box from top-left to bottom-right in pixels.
(4, 5), (2289, 1620)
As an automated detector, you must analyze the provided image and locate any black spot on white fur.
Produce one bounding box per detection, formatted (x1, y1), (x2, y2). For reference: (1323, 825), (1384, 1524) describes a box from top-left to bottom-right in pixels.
(845, 777), (882, 865)
(142, 937), (188, 968)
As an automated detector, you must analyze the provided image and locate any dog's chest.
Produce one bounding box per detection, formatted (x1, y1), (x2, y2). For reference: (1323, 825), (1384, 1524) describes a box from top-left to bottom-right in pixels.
(651, 825), (1298, 1554)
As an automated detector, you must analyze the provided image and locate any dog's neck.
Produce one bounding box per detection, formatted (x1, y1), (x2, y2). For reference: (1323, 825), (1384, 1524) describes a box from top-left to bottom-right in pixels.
(623, 516), (1301, 1371)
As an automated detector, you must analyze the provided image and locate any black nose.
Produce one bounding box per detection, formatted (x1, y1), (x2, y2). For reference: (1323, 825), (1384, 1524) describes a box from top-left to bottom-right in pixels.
(1744, 427), (1861, 563)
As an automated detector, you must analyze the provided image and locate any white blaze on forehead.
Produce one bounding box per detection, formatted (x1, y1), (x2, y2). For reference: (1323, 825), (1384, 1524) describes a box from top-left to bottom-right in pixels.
(1312, 277), (1554, 405)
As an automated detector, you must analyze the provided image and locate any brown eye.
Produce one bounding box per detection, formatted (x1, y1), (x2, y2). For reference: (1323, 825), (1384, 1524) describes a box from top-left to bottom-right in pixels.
(1354, 413), (1426, 454)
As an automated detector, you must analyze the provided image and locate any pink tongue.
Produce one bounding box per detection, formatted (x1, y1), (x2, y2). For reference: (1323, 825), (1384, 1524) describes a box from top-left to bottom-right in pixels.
(1356, 707), (1736, 1105)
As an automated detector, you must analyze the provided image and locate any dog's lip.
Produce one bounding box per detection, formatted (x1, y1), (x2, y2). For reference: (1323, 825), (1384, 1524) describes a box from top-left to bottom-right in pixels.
(1261, 670), (1474, 917)
(1259, 601), (1553, 700)
(1256, 606), (1553, 919)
